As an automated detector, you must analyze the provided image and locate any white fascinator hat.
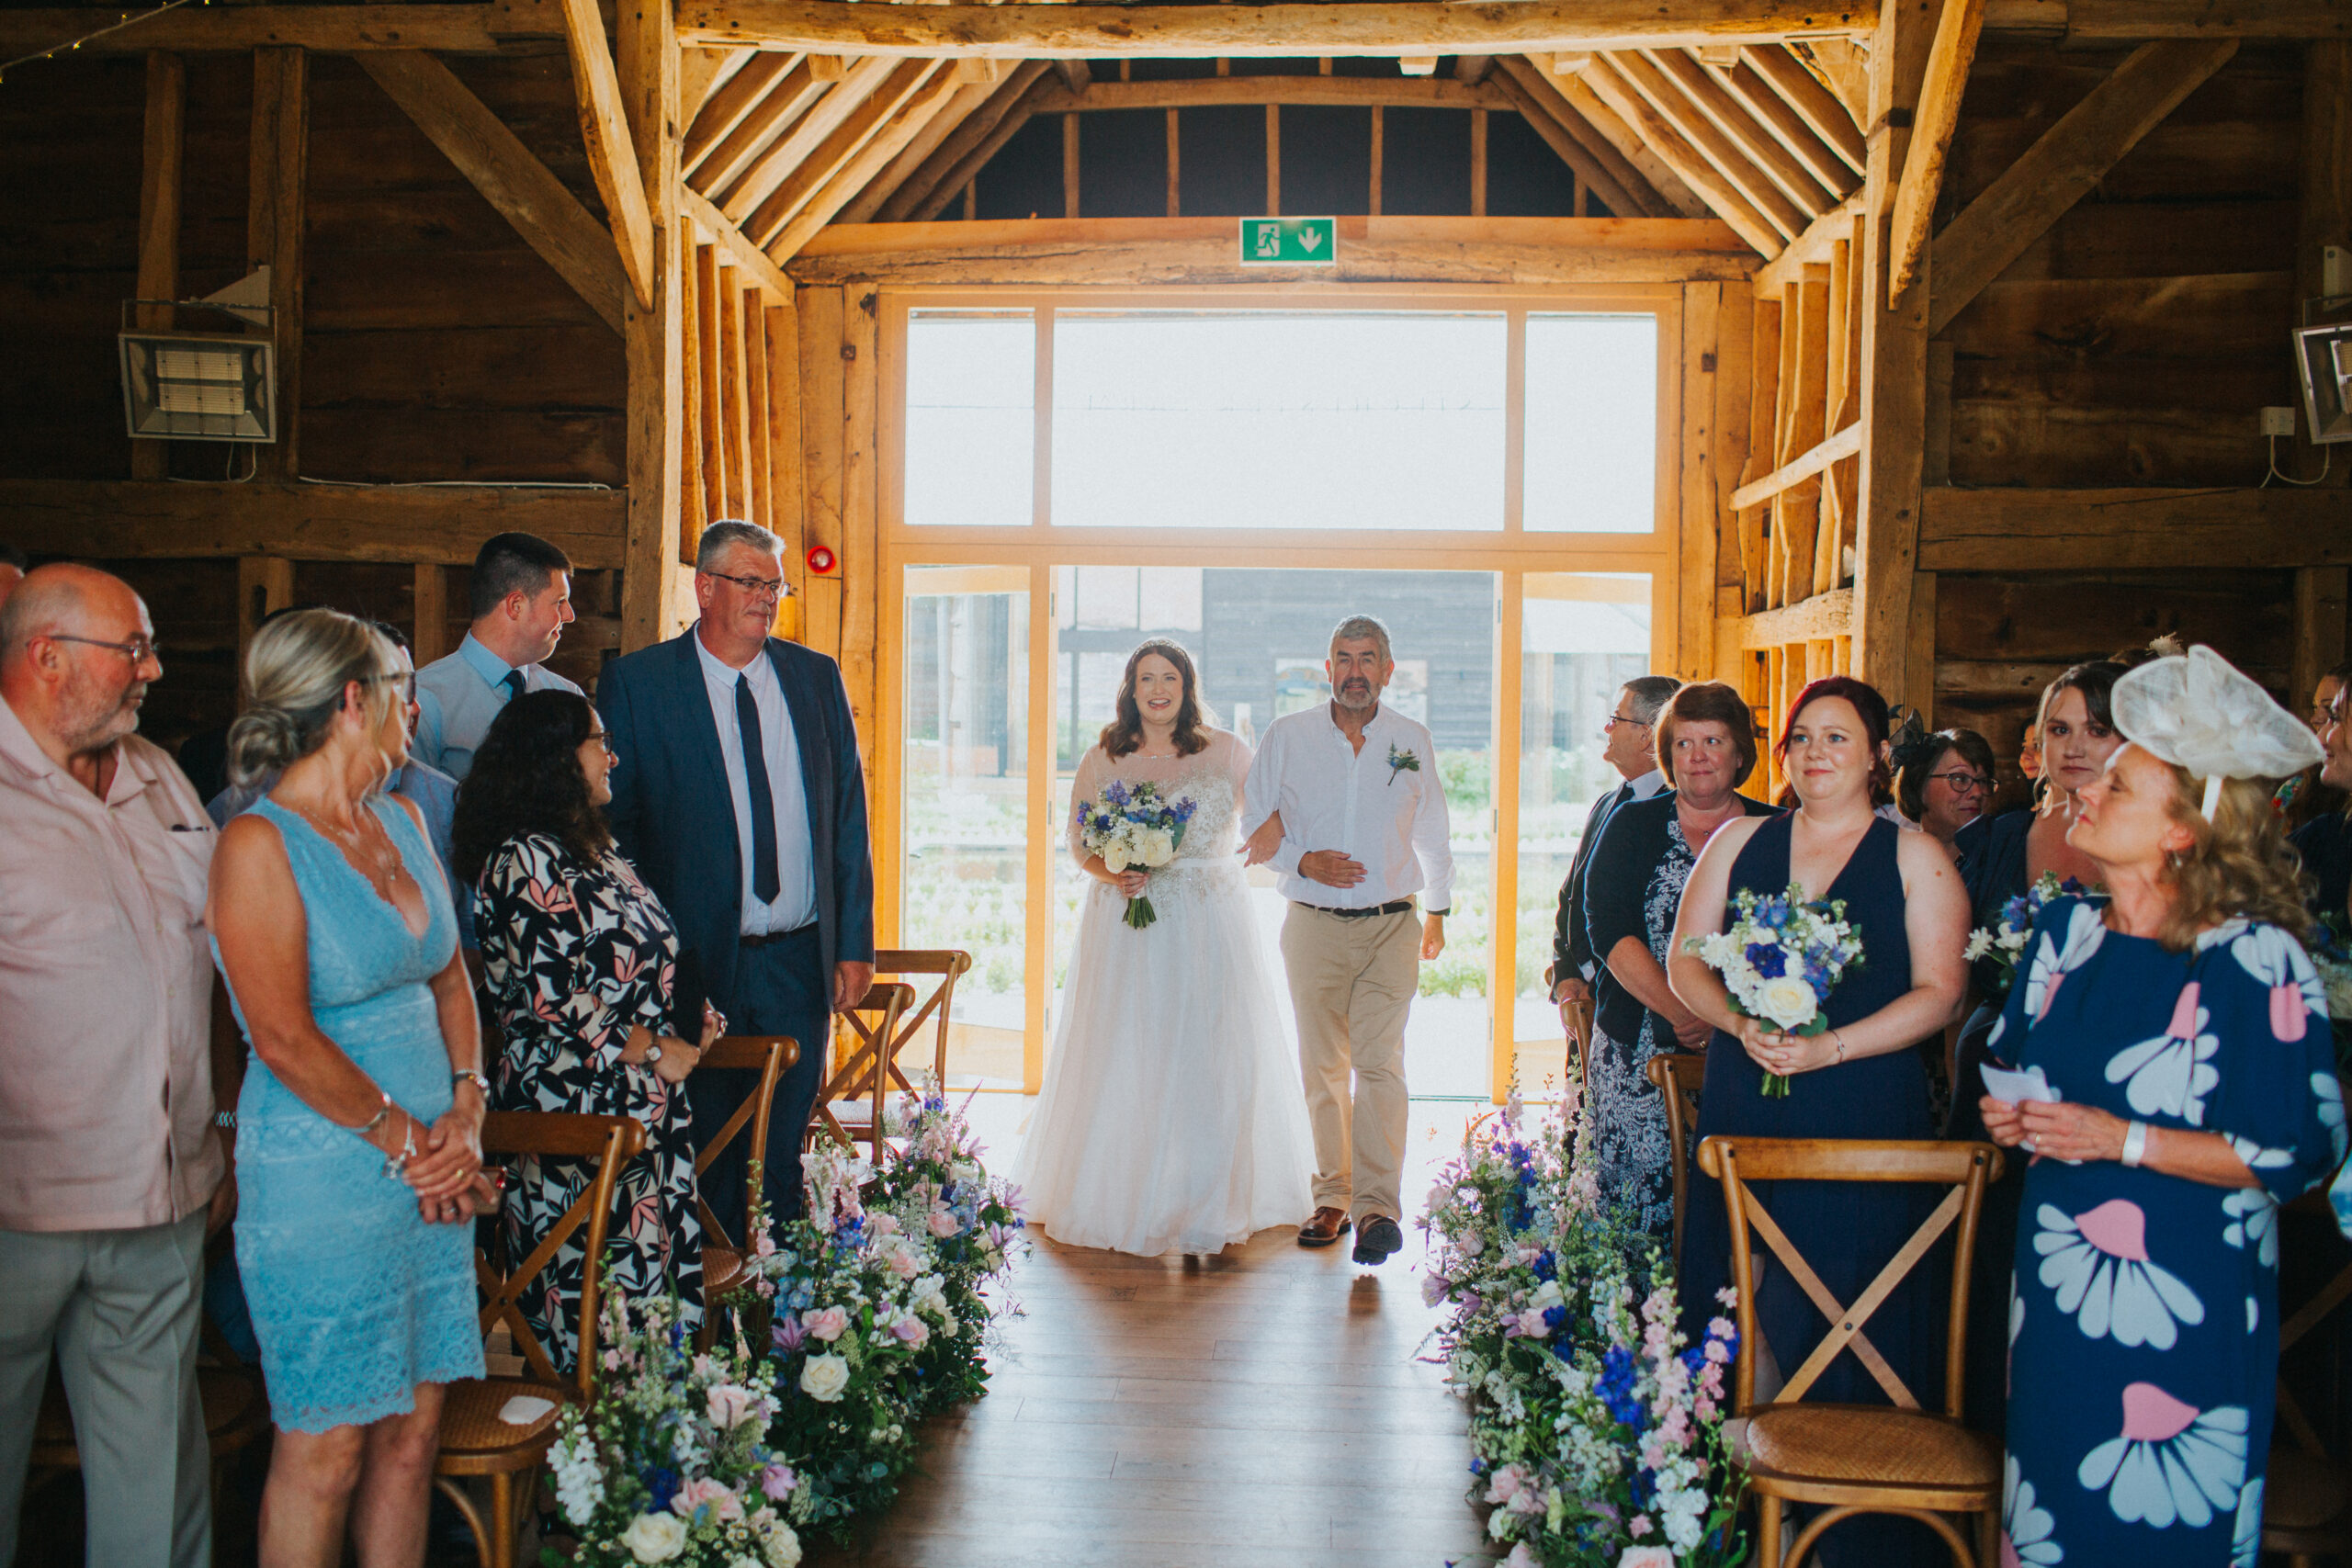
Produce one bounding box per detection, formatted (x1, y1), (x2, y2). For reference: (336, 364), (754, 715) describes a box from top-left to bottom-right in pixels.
(2109, 645), (2324, 818)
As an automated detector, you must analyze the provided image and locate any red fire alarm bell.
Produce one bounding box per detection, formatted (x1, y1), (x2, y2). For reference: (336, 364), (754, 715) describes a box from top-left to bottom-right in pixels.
(807, 546), (837, 575)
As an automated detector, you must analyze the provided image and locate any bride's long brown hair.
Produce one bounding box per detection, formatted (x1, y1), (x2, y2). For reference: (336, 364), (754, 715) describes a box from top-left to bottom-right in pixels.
(1099, 638), (1216, 760)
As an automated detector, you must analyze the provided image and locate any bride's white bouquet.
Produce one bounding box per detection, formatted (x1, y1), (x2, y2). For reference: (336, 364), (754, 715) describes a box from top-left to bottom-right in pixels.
(1078, 779), (1198, 929)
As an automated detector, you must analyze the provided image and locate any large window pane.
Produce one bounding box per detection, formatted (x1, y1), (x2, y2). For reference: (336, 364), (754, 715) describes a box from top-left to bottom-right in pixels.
(902, 567), (1029, 1089)
(1052, 311), (1506, 530)
(904, 310), (1034, 527)
(1523, 314), (1657, 534)
(1514, 573), (1652, 1096)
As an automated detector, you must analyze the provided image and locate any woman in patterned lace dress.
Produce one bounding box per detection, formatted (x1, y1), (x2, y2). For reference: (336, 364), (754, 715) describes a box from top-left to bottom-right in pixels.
(1576, 681), (1778, 1239)
(455, 690), (721, 1369)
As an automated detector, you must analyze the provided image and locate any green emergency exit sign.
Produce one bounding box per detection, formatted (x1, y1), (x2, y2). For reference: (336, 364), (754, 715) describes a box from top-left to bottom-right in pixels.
(1239, 217), (1337, 265)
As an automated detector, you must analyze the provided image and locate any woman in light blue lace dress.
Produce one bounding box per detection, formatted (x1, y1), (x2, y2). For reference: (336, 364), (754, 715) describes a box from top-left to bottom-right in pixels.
(209, 611), (489, 1563)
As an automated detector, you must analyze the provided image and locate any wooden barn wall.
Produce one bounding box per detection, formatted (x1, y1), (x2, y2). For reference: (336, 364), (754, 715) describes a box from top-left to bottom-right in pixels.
(1926, 38), (2339, 779)
(0, 48), (627, 750)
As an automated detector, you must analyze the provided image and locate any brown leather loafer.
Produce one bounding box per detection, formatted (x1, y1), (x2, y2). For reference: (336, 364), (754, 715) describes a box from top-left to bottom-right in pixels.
(1296, 1206), (1352, 1247)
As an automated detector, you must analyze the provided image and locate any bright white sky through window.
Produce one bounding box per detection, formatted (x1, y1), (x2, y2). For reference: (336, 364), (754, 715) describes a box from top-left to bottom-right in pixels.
(1524, 314), (1657, 533)
(1052, 312), (1505, 530)
(904, 310), (1035, 528)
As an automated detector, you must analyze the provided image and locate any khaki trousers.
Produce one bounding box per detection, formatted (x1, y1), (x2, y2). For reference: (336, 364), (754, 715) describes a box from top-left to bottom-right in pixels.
(0, 1213), (211, 1568)
(1279, 903), (1419, 1223)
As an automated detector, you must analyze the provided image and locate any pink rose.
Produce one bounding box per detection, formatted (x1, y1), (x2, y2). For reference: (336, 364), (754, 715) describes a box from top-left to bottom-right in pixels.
(926, 1207), (960, 1238)
(1514, 1308), (1550, 1339)
(706, 1382), (760, 1429)
(891, 1314), (930, 1349)
(802, 1306), (849, 1342)
(760, 1462), (798, 1500)
(869, 1212), (900, 1236)
(1619, 1547), (1674, 1568)
(668, 1476), (743, 1522)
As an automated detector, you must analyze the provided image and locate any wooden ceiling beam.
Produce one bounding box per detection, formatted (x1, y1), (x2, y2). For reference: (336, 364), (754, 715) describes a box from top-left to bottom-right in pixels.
(0, 4), (553, 55)
(836, 80), (996, 223)
(1593, 51), (1799, 246)
(879, 59), (1053, 222)
(909, 67), (1058, 220)
(717, 52), (895, 219)
(1737, 44), (1863, 174)
(1707, 53), (1858, 196)
(557, 0), (659, 310)
(354, 51), (627, 333)
(681, 45), (753, 120)
(1644, 47), (1836, 214)
(689, 57), (830, 193)
(1752, 187), (1863, 288)
(674, 0), (1876, 58)
(681, 185), (797, 300)
(1046, 73), (1513, 111)
(767, 66), (966, 257)
(1918, 487), (2352, 572)
(1887, 0), (1985, 302)
(1490, 57), (1667, 217)
(2060, 1), (2352, 40)
(683, 50), (794, 171)
(745, 56), (943, 244)
(1927, 37), (2239, 335)
(1531, 54), (1713, 217)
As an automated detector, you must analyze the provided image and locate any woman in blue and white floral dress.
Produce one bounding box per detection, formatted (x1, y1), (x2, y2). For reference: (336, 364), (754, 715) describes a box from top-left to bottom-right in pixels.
(1983, 648), (2339, 1568)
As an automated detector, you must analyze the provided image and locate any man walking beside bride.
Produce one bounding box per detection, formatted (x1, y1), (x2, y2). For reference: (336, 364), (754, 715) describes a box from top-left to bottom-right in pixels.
(1013, 616), (1450, 1269)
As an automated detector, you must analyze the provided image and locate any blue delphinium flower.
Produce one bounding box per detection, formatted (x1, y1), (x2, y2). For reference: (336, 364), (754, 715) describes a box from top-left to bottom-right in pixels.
(1598, 1345), (1645, 1427)
(645, 1464), (682, 1512)
(1745, 942), (1787, 978)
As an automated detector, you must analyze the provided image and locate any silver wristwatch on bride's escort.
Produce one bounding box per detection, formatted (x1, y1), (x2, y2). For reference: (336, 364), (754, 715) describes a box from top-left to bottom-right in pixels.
(646, 1040), (664, 1066)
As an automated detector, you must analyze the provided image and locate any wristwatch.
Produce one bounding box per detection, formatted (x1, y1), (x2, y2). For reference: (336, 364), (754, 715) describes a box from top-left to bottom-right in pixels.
(451, 1069), (490, 1095)
(646, 1041), (665, 1066)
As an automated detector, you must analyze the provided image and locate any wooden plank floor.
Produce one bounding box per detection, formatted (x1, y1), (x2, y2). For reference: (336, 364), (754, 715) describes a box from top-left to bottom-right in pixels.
(814, 1101), (1498, 1568)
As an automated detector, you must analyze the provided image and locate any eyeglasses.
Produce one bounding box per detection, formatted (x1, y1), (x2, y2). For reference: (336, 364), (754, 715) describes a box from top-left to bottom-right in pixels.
(1602, 714), (1651, 731)
(584, 731), (616, 755)
(704, 570), (787, 602)
(41, 633), (160, 664)
(364, 672), (419, 702)
(1926, 771), (1989, 794)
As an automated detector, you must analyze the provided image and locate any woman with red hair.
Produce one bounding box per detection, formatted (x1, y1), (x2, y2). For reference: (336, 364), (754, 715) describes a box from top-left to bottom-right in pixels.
(1667, 674), (1971, 1566)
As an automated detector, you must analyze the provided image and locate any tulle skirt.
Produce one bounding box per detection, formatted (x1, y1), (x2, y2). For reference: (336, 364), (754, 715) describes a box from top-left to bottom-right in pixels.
(1014, 862), (1316, 1256)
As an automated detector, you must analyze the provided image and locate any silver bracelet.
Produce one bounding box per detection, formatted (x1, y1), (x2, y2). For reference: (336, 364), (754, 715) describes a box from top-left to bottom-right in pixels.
(2120, 1120), (2150, 1168)
(1831, 1028), (1848, 1065)
(351, 1089), (392, 1138)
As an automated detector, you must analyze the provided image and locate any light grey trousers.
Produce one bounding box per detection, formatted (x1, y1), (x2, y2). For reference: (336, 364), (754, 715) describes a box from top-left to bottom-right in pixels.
(0, 1213), (212, 1568)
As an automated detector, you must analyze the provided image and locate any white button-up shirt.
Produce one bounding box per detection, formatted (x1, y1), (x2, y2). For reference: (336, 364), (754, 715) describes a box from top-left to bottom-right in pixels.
(693, 633), (818, 935)
(1242, 702), (1454, 912)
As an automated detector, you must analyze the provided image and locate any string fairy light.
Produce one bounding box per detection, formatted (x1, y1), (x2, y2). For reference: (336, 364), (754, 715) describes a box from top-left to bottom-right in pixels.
(1, 0), (209, 83)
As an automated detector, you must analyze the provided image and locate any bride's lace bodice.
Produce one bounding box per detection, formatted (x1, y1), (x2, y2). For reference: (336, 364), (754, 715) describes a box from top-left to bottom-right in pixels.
(1067, 730), (1253, 893)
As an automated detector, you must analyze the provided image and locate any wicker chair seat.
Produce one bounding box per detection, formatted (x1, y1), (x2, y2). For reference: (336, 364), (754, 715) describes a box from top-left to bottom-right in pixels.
(702, 1243), (747, 1303)
(433, 1375), (572, 1474)
(2263, 1444), (2352, 1541)
(1746, 1404), (2000, 1500)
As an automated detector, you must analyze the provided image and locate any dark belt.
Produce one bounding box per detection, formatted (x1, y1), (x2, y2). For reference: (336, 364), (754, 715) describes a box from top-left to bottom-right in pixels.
(1296, 898), (1415, 919)
(739, 923), (818, 949)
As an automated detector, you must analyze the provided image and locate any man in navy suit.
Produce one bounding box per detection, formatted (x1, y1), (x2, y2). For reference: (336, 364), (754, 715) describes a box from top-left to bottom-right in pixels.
(1546, 675), (1679, 1052)
(597, 520), (875, 1225)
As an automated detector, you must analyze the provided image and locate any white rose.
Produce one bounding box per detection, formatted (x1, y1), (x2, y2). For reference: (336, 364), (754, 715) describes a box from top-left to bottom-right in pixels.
(620, 1511), (688, 1562)
(1962, 931), (1992, 962)
(798, 1352), (851, 1403)
(1139, 829), (1175, 867)
(762, 1519), (804, 1568)
(1753, 976), (1817, 1032)
(1102, 841), (1130, 873)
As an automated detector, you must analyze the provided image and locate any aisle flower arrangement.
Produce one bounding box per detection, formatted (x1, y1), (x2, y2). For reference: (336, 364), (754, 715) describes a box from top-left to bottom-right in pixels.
(543, 1293), (803, 1567)
(748, 1086), (1027, 1543)
(1421, 1088), (1747, 1568)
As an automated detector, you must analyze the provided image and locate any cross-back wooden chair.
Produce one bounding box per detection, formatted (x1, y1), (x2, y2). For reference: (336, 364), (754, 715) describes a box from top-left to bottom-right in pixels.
(1643, 1052), (1708, 1265)
(1695, 1135), (2006, 1568)
(2262, 1182), (2352, 1565)
(871, 949), (973, 1090)
(1566, 996), (1598, 1091)
(436, 1110), (643, 1568)
(809, 982), (915, 1160)
(691, 1034), (797, 1348)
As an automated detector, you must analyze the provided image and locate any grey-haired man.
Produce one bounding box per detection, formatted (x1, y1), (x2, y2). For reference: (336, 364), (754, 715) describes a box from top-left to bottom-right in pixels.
(1242, 615), (1453, 1265)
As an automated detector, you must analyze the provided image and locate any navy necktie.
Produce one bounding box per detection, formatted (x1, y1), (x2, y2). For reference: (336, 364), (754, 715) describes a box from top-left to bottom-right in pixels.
(500, 669), (524, 702)
(736, 674), (782, 905)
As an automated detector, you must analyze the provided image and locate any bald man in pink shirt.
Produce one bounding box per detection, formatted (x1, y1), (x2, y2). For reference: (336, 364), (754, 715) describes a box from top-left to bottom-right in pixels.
(0, 564), (228, 1568)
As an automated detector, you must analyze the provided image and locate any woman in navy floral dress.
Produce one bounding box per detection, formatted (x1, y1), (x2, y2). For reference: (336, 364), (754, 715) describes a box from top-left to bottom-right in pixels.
(456, 691), (721, 1369)
(1984, 649), (2339, 1568)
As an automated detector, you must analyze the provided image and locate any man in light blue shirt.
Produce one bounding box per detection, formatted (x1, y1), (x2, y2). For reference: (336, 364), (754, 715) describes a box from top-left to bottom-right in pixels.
(413, 532), (581, 781)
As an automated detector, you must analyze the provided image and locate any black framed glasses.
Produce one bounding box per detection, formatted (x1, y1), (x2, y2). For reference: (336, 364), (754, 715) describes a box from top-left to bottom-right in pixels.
(703, 570), (788, 602)
(42, 632), (160, 663)
(1926, 770), (1990, 793)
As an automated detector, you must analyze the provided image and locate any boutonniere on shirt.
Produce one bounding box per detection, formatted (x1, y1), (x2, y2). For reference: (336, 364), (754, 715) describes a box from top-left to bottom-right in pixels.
(1386, 743), (1420, 786)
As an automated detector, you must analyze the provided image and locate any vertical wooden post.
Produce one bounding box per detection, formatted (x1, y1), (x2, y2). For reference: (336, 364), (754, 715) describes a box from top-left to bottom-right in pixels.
(841, 290), (880, 744)
(2294, 569), (2350, 715)
(132, 51), (184, 483)
(2297, 43), (2350, 486)
(236, 557), (296, 678)
(764, 300), (806, 610)
(677, 235), (708, 554)
(1908, 570), (1938, 727)
(1851, 0), (1936, 705)
(1264, 104), (1280, 214)
(1681, 280), (1751, 682)
(1470, 107), (1488, 218)
(1490, 570), (1522, 1103)
(694, 243), (724, 525)
(798, 286), (847, 660)
(1062, 112), (1080, 219)
(412, 564), (450, 665)
(1369, 106), (1384, 216)
(247, 47), (307, 482)
(718, 265), (751, 520)
(618, 0), (684, 651)
(1165, 107), (1180, 217)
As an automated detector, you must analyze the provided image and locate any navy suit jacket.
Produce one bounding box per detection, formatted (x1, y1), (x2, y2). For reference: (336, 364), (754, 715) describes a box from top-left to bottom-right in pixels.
(595, 629), (876, 1013)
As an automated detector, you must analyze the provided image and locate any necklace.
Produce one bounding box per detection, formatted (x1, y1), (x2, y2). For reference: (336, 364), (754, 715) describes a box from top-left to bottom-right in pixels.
(286, 798), (411, 905)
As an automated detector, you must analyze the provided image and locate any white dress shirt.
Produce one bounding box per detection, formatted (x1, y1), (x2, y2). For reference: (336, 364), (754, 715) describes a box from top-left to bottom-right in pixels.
(1242, 702), (1455, 912)
(693, 634), (818, 935)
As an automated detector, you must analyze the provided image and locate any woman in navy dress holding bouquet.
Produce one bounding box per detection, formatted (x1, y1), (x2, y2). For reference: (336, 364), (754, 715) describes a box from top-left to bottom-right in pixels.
(1984, 648), (2339, 1568)
(1668, 675), (1970, 1565)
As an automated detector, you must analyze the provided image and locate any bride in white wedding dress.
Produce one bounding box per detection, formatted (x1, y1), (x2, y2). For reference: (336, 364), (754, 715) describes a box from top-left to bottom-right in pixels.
(1013, 639), (1316, 1256)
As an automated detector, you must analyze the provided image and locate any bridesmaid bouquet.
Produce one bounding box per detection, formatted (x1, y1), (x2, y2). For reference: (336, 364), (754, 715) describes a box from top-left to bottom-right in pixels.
(1962, 871), (2087, 999)
(1681, 883), (1864, 1097)
(544, 1291), (801, 1567)
(1078, 779), (1199, 929)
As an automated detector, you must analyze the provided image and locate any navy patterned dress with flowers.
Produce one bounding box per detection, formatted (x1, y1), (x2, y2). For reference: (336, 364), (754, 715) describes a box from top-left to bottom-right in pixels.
(477, 831), (705, 1369)
(1996, 895), (2343, 1568)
